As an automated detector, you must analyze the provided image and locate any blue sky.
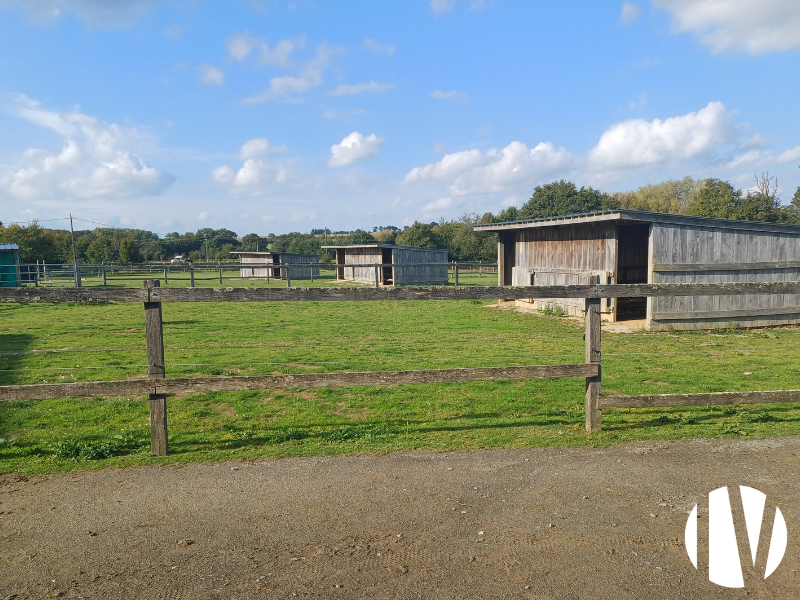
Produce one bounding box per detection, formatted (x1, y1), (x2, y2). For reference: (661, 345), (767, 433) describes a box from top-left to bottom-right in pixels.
(1, 0), (799, 236)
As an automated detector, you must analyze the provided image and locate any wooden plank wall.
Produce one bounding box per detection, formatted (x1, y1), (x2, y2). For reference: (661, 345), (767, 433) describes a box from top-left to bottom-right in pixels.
(343, 248), (382, 283)
(277, 253), (320, 280)
(392, 248), (448, 285)
(512, 223), (618, 317)
(651, 224), (800, 330)
(239, 253), (275, 278)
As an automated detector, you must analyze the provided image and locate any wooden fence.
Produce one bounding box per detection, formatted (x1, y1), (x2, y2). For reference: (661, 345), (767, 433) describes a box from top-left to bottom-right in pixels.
(2, 280), (800, 456)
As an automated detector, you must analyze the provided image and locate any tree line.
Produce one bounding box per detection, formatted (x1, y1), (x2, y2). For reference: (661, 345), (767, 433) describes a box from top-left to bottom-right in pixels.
(3, 173), (799, 264)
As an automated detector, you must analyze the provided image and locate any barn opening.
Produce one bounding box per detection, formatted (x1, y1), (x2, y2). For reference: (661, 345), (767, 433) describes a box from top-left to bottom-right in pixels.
(381, 248), (393, 285)
(616, 224), (650, 321)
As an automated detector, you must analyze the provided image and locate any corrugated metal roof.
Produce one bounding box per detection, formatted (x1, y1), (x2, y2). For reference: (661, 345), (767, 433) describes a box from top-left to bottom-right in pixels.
(321, 244), (447, 251)
(0, 243), (20, 251)
(473, 209), (800, 235)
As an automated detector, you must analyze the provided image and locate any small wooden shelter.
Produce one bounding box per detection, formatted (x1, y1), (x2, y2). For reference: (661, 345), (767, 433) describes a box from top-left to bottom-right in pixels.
(321, 244), (448, 285)
(231, 251), (320, 280)
(475, 210), (800, 330)
(0, 243), (21, 287)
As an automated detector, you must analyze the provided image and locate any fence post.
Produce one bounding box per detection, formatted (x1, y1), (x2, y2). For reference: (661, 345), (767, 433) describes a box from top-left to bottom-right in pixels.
(375, 265), (380, 288)
(219, 266), (223, 284)
(479, 261), (482, 277)
(310, 265), (313, 282)
(144, 280), (168, 456)
(585, 291), (602, 433)
(189, 266), (195, 288)
(286, 271), (291, 287)
(164, 267), (168, 285)
(454, 264), (459, 286)
(74, 259), (81, 288)
(102, 267), (106, 286)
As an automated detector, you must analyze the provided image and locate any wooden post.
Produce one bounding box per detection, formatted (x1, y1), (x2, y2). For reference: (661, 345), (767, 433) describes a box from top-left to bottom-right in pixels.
(310, 265), (313, 282)
(102, 267), (106, 286)
(454, 264), (459, 286)
(219, 266), (223, 284)
(479, 261), (482, 278)
(144, 280), (168, 456)
(585, 293), (602, 433)
(74, 259), (81, 288)
(164, 267), (168, 285)
(375, 265), (380, 288)
(189, 266), (195, 288)
(286, 272), (291, 287)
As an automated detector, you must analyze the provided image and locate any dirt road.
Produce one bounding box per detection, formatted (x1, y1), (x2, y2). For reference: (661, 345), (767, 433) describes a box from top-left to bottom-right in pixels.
(2, 437), (799, 599)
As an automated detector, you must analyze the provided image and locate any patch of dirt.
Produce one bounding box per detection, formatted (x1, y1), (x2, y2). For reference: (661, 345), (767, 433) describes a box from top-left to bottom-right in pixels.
(109, 328), (141, 334)
(330, 401), (373, 419)
(2, 437), (799, 599)
(285, 362), (320, 370)
(206, 402), (236, 417)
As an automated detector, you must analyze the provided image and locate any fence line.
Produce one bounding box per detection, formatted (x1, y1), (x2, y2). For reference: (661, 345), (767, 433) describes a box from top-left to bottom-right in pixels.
(2, 278), (799, 455)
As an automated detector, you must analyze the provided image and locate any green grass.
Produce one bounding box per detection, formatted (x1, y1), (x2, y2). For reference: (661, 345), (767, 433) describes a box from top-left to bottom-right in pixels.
(2, 298), (800, 474)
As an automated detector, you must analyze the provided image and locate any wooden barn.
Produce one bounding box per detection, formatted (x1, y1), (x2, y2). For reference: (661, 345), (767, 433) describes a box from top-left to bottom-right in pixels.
(0, 243), (21, 287)
(321, 244), (448, 285)
(231, 251), (320, 280)
(475, 210), (800, 330)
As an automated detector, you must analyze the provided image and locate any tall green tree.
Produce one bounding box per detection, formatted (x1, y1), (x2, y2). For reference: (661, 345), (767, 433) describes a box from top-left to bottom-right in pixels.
(519, 180), (616, 220)
(395, 221), (440, 248)
(118, 238), (143, 263)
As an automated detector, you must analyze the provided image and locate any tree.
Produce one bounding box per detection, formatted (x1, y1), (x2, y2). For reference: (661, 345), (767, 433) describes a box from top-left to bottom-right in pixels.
(519, 180), (615, 220)
(118, 238), (143, 263)
(395, 221), (440, 248)
(85, 235), (116, 263)
(686, 179), (742, 219)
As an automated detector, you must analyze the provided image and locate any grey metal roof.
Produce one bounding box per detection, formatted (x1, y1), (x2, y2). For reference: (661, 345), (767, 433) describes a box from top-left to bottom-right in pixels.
(321, 243), (447, 251)
(473, 209), (800, 235)
(0, 243), (19, 251)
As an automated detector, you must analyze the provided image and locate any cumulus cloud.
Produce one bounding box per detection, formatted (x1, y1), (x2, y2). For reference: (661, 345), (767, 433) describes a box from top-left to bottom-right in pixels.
(327, 81), (395, 96)
(431, 0), (455, 15)
(242, 43), (340, 103)
(1, 94), (174, 201)
(362, 38), (396, 55)
(197, 64), (224, 85)
(619, 2), (640, 25)
(329, 132), (384, 168)
(654, 0), (800, 54)
(422, 196), (456, 217)
(431, 89), (468, 101)
(0, 0), (158, 27)
(588, 101), (732, 169)
(212, 138), (291, 195)
(405, 141), (572, 196)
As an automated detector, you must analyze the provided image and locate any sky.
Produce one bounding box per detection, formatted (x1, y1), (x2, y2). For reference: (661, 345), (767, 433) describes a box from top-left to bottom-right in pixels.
(0, 0), (799, 237)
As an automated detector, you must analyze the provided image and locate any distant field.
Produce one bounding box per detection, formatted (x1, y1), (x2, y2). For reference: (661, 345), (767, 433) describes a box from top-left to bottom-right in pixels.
(2, 296), (799, 474)
(24, 265), (498, 288)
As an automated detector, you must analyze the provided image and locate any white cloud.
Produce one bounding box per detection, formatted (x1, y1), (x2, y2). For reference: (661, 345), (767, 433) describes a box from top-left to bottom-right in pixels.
(328, 81), (395, 96)
(619, 2), (640, 25)
(431, 89), (468, 101)
(242, 43), (340, 103)
(226, 33), (302, 66)
(197, 211), (209, 221)
(329, 132), (384, 168)
(197, 64), (225, 85)
(431, 0), (455, 15)
(1, 0), (158, 27)
(628, 92), (649, 109)
(405, 141), (572, 196)
(362, 38), (396, 55)
(422, 196), (456, 217)
(1, 94), (174, 201)
(238, 138), (287, 160)
(778, 146), (800, 163)
(588, 101), (732, 169)
(654, 0), (800, 54)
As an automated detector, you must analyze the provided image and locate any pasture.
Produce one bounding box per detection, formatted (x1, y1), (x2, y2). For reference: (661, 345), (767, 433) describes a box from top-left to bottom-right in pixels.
(2, 296), (800, 474)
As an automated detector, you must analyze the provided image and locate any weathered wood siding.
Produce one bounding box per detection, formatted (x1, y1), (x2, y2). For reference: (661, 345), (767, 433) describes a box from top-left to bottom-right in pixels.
(343, 248), (383, 283)
(512, 224), (617, 317)
(239, 253), (276, 278)
(277, 253), (320, 279)
(239, 253), (319, 279)
(650, 223), (800, 330)
(392, 248), (448, 285)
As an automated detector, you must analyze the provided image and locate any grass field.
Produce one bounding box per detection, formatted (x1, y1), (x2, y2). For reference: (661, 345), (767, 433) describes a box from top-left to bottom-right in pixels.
(2, 290), (800, 474)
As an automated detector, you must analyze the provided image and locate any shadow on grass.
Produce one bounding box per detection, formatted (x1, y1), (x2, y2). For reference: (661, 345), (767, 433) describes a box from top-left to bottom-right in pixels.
(601, 404), (800, 431)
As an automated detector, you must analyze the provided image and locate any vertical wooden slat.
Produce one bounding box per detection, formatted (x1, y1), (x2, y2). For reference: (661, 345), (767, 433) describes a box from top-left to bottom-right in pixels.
(455, 264), (459, 286)
(144, 280), (168, 456)
(102, 267), (107, 286)
(219, 266), (223, 284)
(585, 294), (602, 433)
(497, 233), (506, 286)
(189, 266), (195, 288)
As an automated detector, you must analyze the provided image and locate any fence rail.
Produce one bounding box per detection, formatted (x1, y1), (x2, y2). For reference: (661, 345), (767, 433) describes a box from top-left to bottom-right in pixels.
(1, 279), (798, 455)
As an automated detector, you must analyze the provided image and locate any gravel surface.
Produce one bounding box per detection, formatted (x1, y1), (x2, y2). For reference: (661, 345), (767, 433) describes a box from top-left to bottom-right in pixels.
(2, 437), (799, 599)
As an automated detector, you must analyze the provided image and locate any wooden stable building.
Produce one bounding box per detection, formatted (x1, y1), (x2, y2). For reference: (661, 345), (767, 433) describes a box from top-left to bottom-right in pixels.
(475, 210), (800, 330)
(321, 244), (448, 285)
(231, 251), (320, 280)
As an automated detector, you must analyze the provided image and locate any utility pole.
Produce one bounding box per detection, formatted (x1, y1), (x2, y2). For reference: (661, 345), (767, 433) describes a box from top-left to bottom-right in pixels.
(69, 214), (80, 287)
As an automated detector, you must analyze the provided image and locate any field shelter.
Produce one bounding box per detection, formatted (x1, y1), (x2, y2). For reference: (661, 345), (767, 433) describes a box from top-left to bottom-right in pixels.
(0, 243), (20, 287)
(475, 210), (800, 330)
(321, 244), (448, 285)
(231, 251), (320, 280)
